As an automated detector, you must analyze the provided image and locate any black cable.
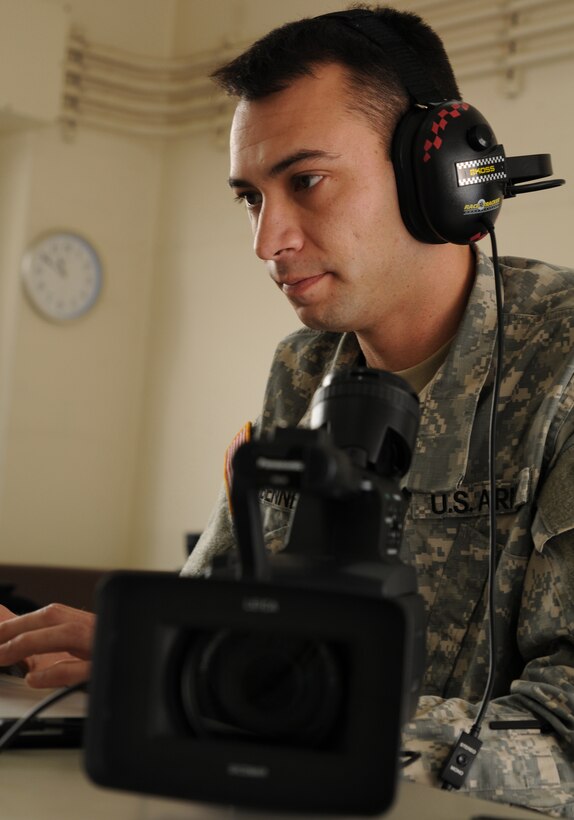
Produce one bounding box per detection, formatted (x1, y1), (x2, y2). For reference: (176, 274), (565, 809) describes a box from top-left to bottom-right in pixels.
(440, 222), (505, 790)
(400, 749), (422, 768)
(0, 681), (87, 753)
(471, 220), (505, 735)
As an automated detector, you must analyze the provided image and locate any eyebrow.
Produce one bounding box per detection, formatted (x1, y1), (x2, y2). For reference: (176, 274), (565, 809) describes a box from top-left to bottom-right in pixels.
(228, 149), (341, 189)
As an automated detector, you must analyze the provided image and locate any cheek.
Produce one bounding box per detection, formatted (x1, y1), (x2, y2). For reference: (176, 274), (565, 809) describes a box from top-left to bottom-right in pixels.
(362, 182), (408, 249)
(344, 192), (398, 248)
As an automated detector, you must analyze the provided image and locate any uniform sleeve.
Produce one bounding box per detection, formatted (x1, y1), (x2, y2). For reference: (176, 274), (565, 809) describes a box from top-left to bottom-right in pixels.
(180, 481), (235, 576)
(401, 443), (574, 816)
(180, 420), (257, 576)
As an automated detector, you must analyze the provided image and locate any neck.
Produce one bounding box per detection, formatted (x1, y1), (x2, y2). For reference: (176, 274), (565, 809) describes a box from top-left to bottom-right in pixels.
(357, 244), (475, 372)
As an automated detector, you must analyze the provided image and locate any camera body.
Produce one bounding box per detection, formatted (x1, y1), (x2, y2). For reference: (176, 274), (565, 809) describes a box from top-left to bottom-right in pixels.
(85, 369), (427, 815)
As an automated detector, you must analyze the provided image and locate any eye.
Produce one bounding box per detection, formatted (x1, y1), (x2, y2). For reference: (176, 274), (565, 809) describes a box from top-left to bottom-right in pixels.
(234, 190), (262, 209)
(293, 174), (323, 192)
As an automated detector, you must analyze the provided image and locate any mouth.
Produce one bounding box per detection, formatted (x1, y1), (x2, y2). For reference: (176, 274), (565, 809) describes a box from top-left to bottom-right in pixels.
(278, 272), (330, 298)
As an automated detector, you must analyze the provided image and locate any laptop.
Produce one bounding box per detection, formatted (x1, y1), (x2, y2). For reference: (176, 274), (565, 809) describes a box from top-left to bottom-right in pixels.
(0, 672), (87, 748)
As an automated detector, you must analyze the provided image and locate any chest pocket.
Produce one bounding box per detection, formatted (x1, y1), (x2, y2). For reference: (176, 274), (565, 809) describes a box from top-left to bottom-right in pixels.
(408, 519), (491, 696)
(405, 470), (532, 698)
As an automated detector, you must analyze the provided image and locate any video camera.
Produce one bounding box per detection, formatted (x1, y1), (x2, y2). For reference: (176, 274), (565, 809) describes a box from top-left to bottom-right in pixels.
(85, 368), (427, 816)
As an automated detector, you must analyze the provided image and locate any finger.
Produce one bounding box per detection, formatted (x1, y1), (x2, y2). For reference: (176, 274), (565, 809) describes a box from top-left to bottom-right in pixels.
(26, 658), (92, 689)
(0, 604), (94, 643)
(25, 651), (76, 675)
(0, 621), (94, 668)
(0, 604), (18, 623)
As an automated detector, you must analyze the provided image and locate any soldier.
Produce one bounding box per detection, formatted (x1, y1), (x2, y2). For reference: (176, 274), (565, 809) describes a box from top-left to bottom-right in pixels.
(0, 5), (573, 815)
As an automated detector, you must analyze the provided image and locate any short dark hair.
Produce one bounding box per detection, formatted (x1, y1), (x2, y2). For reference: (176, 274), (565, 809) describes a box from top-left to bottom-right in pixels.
(211, 4), (461, 149)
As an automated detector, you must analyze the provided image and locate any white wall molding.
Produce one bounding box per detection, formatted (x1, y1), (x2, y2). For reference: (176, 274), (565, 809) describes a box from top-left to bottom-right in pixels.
(60, 0), (574, 138)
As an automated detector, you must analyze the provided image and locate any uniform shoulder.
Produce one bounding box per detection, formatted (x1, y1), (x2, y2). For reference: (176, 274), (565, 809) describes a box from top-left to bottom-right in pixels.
(499, 256), (574, 317)
(261, 329), (347, 431)
(273, 327), (344, 363)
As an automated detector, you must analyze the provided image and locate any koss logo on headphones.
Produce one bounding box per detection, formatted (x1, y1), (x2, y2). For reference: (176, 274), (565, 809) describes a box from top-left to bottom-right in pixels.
(456, 156), (506, 186)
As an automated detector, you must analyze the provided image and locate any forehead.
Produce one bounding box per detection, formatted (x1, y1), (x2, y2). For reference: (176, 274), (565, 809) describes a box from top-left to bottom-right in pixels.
(229, 64), (376, 175)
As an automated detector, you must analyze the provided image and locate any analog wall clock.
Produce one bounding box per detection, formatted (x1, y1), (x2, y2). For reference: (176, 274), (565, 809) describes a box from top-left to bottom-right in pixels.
(20, 231), (103, 321)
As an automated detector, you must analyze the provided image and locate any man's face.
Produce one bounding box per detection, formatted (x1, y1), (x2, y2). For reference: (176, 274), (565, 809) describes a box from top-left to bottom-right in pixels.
(229, 62), (423, 338)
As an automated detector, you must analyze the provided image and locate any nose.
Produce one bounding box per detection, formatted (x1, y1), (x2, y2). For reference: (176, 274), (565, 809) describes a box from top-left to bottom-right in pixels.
(252, 199), (304, 261)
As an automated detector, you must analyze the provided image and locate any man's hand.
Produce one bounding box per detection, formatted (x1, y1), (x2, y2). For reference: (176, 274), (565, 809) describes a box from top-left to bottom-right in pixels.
(0, 603), (95, 688)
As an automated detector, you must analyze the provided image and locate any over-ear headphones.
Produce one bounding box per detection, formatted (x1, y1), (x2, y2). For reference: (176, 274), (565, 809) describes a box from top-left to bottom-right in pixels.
(317, 9), (564, 245)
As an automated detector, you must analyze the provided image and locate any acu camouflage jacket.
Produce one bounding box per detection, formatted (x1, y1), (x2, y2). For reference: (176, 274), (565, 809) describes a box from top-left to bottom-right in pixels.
(183, 249), (574, 816)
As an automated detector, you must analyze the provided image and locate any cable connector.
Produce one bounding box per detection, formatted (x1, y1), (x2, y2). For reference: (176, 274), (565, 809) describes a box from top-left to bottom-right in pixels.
(439, 730), (482, 790)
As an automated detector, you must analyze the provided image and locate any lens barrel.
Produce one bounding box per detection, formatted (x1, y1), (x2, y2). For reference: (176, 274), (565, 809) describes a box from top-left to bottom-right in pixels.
(180, 630), (343, 747)
(310, 368), (420, 477)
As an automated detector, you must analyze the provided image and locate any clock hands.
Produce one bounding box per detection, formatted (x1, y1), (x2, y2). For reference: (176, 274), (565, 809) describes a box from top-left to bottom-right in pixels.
(40, 253), (69, 278)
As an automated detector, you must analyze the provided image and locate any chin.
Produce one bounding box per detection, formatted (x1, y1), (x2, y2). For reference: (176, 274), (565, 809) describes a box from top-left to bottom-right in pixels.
(296, 305), (352, 332)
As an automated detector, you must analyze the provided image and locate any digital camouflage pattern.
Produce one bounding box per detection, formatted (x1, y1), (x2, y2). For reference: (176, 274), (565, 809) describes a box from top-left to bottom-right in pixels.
(182, 248), (574, 815)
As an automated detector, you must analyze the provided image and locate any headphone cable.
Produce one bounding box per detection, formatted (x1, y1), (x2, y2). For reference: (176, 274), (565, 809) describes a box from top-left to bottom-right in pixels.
(472, 220), (504, 733)
(440, 220), (504, 789)
(0, 681), (87, 752)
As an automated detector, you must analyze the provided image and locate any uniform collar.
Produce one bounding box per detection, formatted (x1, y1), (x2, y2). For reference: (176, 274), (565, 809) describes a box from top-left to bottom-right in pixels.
(406, 248), (498, 492)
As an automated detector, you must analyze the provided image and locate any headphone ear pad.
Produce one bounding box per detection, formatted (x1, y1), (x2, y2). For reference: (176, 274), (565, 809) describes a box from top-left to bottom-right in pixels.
(392, 108), (443, 244)
(392, 101), (506, 245)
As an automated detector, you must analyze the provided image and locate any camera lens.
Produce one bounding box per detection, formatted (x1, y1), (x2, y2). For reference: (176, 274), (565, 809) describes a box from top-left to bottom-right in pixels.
(311, 367), (420, 477)
(180, 630), (343, 746)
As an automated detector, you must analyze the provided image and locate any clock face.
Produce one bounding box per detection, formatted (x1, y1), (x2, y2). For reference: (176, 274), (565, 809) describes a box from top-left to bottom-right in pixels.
(21, 232), (103, 321)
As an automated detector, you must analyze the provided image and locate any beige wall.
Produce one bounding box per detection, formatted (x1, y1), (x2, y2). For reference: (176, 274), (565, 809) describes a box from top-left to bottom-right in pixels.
(0, 0), (171, 567)
(463, 69), (572, 269)
(0, 0), (572, 571)
(0, 126), (165, 567)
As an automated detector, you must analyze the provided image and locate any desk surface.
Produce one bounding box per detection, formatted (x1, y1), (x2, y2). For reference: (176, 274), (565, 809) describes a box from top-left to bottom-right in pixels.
(0, 747), (547, 820)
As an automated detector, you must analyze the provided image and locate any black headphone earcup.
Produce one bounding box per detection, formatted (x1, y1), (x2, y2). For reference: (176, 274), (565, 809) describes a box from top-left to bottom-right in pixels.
(392, 107), (443, 244)
(392, 101), (507, 245)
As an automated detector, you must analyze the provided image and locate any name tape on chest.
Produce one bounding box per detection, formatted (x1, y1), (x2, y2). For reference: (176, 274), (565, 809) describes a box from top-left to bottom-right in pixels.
(258, 487), (298, 513)
(257, 470), (532, 521)
(412, 473), (531, 520)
